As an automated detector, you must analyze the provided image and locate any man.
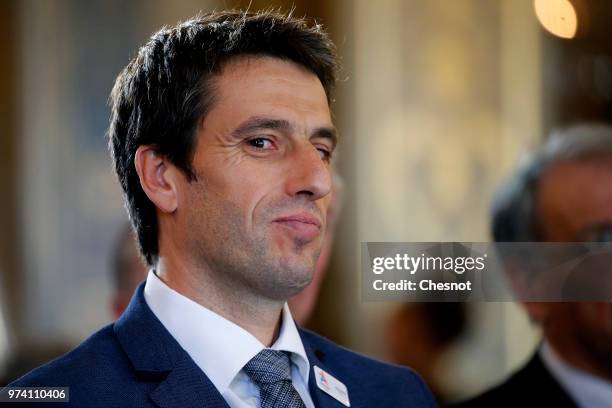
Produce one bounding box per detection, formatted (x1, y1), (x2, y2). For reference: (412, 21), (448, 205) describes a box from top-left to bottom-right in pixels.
(454, 124), (612, 407)
(11, 11), (436, 408)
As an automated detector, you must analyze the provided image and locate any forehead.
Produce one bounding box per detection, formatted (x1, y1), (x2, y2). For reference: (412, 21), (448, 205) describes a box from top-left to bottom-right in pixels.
(537, 156), (612, 233)
(210, 55), (332, 124)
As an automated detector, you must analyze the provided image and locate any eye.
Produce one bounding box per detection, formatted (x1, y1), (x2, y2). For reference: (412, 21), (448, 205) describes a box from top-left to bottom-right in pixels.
(247, 137), (274, 150)
(315, 145), (333, 162)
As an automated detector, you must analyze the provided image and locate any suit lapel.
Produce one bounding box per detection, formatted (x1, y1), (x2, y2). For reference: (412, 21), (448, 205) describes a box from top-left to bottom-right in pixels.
(300, 330), (352, 408)
(524, 353), (579, 407)
(149, 359), (229, 408)
(114, 283), (230, 408)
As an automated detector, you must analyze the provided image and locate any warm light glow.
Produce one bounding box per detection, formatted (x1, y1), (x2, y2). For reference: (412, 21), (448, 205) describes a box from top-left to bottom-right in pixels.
(534, 0), (577, 39)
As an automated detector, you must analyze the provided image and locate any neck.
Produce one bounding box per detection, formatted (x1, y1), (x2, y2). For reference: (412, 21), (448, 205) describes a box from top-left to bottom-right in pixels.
(155, 255), (284, 347)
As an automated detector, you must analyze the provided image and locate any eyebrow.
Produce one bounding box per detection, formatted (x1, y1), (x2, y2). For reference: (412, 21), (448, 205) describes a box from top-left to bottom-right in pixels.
(231, 116), (338, 148)
(313, 126), (338, 149)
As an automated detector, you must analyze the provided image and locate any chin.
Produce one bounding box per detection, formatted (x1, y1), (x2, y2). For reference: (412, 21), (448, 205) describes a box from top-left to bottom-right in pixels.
(265, 260), (315, 300)
(285, 262), (315, 290)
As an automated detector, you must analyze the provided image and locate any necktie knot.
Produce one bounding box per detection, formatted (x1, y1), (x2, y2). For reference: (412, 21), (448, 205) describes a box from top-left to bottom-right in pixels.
(242, 349), (306, 408)
(243, 349), (292, 385)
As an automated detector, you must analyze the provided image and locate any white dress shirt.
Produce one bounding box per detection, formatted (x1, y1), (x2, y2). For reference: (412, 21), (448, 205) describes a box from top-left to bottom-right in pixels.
(540, 341), (612, 408)
(143, 270), (315, 408)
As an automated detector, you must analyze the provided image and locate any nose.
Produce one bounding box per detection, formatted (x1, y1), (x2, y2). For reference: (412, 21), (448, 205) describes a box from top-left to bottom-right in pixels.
(285, 142), (332, 201)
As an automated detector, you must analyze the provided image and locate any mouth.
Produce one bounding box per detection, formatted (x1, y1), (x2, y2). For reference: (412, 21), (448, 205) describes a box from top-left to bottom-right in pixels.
(272, 213), (323, 241)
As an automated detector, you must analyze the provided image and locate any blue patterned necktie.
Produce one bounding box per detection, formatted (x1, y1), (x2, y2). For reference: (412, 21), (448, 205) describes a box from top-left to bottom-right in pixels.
(242, 349), (307, 408)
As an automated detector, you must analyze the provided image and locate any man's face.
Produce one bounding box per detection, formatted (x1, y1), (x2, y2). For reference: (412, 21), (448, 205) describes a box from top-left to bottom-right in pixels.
(174, 56), (335, 302)
(533, 156), (612, 377)
(537, 156), (612, 242)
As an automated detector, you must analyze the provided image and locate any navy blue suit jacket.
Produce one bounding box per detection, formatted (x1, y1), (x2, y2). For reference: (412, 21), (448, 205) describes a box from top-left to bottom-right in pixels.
(10, 284), (437, 407)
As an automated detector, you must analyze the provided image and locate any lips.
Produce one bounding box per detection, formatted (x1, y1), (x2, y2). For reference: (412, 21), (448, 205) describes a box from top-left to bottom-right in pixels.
(273, 213), (323, 241)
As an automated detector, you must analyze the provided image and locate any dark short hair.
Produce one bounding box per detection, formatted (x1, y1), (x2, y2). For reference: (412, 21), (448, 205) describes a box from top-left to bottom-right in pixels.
(108, 10), (339, 266)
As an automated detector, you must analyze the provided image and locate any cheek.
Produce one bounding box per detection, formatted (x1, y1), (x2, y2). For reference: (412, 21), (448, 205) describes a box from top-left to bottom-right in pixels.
(246, 176), (288, 219)
(576, 303), (612, 335)
(239, 179), (277, 221)
(211, 156), (280, 197)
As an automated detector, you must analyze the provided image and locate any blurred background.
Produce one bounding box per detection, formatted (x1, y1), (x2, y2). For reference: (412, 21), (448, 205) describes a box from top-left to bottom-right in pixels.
(0, 0), (610, 404)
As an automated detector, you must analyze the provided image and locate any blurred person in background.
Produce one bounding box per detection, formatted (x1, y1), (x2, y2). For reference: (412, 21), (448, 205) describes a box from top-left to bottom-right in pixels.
(10, 10), (436, 407)
(453, 124), (612, 407)
(110, 223), (147, 319)
(386, 303), (466, 405)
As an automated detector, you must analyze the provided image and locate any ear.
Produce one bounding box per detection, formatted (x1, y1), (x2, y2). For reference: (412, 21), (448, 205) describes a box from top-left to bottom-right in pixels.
(134, 145), (179, 213)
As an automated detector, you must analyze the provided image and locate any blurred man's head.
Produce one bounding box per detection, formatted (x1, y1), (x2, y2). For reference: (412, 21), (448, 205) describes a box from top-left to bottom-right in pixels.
(492, 124), (612, 380)
(111, 224), (147, 319)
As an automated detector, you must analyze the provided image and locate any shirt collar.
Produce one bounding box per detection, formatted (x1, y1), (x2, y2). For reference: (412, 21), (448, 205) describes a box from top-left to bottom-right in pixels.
(540, 341), (612, 408)
(143, 270), (310, 393)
